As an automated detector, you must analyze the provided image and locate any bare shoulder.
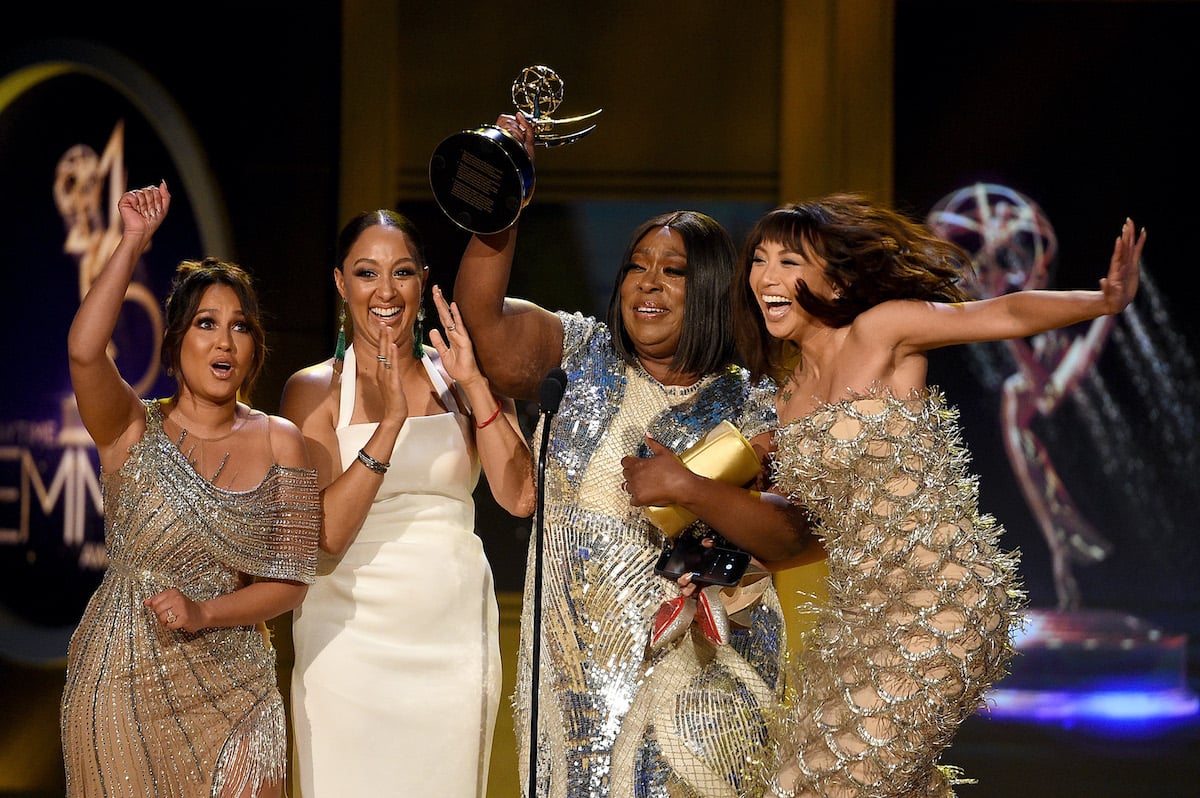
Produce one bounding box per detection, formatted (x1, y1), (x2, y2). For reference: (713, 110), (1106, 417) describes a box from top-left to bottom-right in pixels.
(854, 297), (927, 325)
(280, 358), (340, 423)
(284, 358), (339, 390)
(846, 298), (937, 347)
(262, 411), (311, 469)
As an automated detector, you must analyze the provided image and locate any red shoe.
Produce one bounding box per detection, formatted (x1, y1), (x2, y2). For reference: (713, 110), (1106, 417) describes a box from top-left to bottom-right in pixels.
(650, 595), (696, 650)
(695, 585), (731, 646)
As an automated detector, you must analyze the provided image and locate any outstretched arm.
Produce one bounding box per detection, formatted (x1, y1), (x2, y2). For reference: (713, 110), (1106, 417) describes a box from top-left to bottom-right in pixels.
(452, 113), (565, 401)
(890, 218), (1146, 353)
(68, 181), (171, 465)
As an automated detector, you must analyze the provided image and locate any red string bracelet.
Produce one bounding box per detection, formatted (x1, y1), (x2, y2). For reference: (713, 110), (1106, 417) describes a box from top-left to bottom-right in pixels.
(474, 401), (503, 430)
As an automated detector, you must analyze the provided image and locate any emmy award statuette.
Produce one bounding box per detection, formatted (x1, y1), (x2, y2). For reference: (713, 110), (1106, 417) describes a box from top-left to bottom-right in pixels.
(429, 65), (601, 235)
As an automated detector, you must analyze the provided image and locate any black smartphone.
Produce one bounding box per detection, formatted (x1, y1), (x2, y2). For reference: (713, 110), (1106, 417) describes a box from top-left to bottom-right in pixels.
(654, 531), (751, 587)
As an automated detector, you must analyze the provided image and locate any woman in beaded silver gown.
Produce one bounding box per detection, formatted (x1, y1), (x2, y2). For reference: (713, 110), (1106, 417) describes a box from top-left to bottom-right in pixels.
(60, 182), (320, 798)
(730, 195), (1145, 797)
(454, 114), (820, 798)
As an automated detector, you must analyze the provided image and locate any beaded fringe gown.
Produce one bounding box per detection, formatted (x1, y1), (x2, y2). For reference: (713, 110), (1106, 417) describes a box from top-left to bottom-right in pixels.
(60, 400), (320, 797)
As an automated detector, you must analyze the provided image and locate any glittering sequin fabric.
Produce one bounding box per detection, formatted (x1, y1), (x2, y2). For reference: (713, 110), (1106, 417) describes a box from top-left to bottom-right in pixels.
(769, 389), (1024, 797)
(60, 401), (320, 797)
(514, 312), (783, 798)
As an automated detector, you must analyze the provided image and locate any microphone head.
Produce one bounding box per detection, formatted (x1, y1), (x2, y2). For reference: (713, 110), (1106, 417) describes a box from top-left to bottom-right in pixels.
(539, 368), (568, 415)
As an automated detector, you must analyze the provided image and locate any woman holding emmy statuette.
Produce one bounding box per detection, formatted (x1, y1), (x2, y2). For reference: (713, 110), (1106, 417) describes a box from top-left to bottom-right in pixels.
(282, 209), (535, 798)
(60, 180), (321, 798)
(453, 113), (821, 798)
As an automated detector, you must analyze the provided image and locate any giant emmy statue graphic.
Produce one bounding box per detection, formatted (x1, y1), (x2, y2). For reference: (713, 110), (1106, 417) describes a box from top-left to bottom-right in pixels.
(927, 184), (1198, 721)
(429, 65), (600, 234)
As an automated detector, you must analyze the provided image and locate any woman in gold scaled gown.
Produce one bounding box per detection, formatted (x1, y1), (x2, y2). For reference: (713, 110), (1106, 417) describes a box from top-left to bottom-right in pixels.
(731, 195), (1144, 797)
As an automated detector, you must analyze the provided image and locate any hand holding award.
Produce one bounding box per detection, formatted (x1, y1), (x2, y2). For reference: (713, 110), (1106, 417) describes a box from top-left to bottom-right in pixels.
(429, 65), (601, 235)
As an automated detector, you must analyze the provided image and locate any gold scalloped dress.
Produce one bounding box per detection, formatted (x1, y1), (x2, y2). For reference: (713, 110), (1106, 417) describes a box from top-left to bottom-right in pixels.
(769, 388), (1024, 797)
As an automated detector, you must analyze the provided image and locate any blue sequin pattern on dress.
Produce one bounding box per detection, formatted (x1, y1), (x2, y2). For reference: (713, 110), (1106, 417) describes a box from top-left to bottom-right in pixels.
(514, 312), (784, 798)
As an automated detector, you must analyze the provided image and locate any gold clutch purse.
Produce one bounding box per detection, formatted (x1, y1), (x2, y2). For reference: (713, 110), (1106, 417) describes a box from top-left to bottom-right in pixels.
(643, 420), (762, 538)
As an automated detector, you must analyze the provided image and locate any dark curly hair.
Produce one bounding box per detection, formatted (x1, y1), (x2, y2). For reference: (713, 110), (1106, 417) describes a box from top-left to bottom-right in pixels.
(161, 257), (266, 400)
(732, 193), (974, 379)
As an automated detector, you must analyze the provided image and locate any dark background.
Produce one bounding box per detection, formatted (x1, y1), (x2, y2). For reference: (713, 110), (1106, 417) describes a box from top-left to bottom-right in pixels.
(2, 2), (1198, 795)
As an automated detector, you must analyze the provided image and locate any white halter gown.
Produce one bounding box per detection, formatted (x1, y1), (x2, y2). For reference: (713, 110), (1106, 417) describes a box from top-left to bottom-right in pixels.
(291, 345), (501, 797)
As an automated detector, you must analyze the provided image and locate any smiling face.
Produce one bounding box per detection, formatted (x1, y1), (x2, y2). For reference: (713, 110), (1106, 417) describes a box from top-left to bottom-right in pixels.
(749, 239), (838, 339)
(335, 223), (427, 357)
(618, 225), (692, 375)
(176, 284), (255, 402)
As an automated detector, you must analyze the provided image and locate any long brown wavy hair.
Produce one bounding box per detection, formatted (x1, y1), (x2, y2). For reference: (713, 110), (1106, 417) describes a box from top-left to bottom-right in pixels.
(732, 193), (974, 380)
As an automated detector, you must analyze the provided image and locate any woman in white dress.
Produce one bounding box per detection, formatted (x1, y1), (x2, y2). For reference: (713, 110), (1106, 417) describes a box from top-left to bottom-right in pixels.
(282, 209), (536, 797)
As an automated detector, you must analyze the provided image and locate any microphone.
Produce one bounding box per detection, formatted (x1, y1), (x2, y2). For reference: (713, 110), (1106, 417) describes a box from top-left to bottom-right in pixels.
(538, 367), (567, 416)
(528, 366), (566, 797)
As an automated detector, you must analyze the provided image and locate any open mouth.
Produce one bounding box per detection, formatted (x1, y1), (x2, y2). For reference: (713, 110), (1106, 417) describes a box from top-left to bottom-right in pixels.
(761, 294), (792, 321)
(371, 306), (402, 321)
(633, 304), (668, 316)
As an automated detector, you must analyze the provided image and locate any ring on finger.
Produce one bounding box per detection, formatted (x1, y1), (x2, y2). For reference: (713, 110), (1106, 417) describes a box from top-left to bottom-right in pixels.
(447, 324), (457, 333)
(165, 609), (177, 624)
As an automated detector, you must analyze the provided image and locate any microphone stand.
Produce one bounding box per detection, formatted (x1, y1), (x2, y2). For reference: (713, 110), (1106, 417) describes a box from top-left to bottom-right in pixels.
(528, 368), (566, 798)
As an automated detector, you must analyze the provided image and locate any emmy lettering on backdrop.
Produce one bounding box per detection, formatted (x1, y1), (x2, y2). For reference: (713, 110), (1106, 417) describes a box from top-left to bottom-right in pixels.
(429, 65), (601, 234)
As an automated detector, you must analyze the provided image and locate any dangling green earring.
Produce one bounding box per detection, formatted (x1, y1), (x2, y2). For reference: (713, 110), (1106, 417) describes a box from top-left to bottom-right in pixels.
(412, 304), (425, 360)
(334, 299), (347, 362)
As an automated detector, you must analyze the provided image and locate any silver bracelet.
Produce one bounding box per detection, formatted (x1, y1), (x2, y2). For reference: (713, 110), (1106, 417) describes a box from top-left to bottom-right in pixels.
(767, 776), (798, 798)
(356, 448), (389, 475)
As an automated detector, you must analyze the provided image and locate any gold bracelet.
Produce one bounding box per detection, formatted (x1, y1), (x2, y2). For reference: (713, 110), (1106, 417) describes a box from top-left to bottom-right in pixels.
(356, 448), (389, 475)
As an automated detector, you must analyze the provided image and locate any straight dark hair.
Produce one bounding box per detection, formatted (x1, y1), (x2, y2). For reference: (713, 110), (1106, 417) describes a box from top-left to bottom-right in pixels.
(335, 209), (428, 273)
(605, 210), (739, 377)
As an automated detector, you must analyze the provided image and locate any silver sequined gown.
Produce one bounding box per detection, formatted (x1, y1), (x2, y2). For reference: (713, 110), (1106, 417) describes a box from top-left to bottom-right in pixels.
(770, 389), (1024, 797)
(515, 312), (784, 798)
(60, 400), (320, 797)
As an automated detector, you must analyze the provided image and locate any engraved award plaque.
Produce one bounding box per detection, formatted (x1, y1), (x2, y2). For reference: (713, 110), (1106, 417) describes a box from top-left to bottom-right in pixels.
(429, 65), (601, 235)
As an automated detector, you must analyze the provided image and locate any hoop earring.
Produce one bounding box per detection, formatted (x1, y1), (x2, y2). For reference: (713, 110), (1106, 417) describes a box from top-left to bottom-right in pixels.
(334, 298), (348, 362)
(412, 304), (426, 360)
